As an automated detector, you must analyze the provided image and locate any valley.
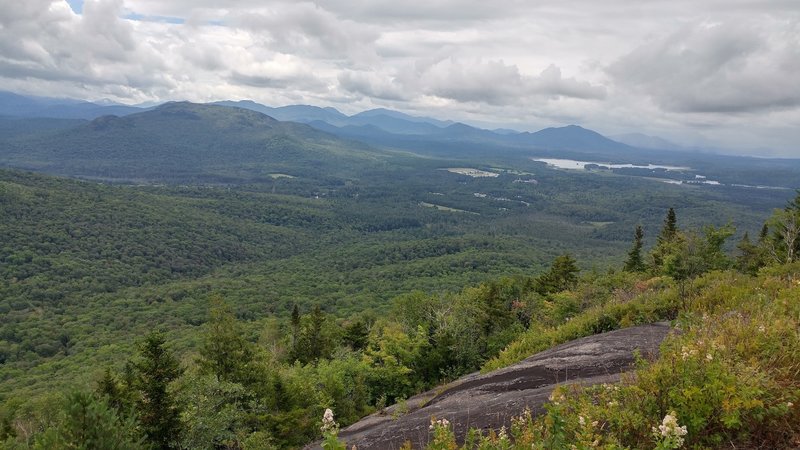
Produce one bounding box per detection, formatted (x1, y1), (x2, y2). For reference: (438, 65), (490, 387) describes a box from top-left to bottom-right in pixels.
(0, 98), (798, 449)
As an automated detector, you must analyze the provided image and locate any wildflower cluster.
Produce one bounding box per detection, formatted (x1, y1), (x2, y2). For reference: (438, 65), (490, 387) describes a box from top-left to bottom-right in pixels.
(321, 408), (338, 433)
(320, 408), (346, 450)
(427, 417), (456, 450)
(548, 388), (566, 405)
(429, 417), (450, 430)
(652, 411), (688, 449)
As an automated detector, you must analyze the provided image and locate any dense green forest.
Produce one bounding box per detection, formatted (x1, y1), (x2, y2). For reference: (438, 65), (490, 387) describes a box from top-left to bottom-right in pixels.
(3, 184), (799, 449)
(1, 105), (798, 448)
(1, 158), (787, 397)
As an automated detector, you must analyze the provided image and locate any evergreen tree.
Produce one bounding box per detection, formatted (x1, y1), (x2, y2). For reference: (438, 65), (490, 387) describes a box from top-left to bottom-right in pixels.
(659, 207), (678, 244)
(535, 254), (579, 294)
(198, 296), (253, 383)
(623, 225), (646, 272)
(134, 333), (183, 450)
(759, 223), (769, 242)
(290, 304), (301, 357)
(96, 368), (134, 414)
(292, 305), (338, 364)
(342, 320), (369, 351)
(32, 391), (144, 450)
(651, 208), (680, 271)
(307, 305), (326, 362)
(736, 232), (764, 275)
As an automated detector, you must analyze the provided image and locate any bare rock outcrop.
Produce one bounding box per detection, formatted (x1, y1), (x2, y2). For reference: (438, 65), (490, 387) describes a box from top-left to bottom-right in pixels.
(334, 322), (673, 449)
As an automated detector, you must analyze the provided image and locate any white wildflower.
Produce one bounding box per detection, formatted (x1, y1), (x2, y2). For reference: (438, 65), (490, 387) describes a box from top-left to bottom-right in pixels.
(653, 411), (688, 448)
(321, 408), (338, 433)
(706, 353), (713, 362)
(680, 346), (698, 361)
(549, 390), (564, 405)
(579, 416), (585, 426)
(429, 417), (450, 430)
(498, 425), (509, 441)
(758, 325), (766, 333)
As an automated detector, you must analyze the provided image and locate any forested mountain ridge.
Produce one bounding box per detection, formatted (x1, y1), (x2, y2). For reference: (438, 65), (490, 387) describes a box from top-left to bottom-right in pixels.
(3, 93), (800, 190)
(0, 102), (386, 183)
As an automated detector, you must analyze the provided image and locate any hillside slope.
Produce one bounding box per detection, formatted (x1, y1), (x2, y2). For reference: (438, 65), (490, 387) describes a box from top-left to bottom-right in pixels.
(0, 102), (384, 182)
(335, 323), (672, 449)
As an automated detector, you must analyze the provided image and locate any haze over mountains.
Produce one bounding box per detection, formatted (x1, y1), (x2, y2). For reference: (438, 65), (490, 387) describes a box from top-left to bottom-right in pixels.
(3, 90), (800, 190)
(4, 90), (797, 163)
(0, 90), (692, 157)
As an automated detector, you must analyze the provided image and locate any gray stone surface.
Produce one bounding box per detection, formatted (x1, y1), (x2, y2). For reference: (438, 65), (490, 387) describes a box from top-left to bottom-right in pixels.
(328, 322), (673, 450)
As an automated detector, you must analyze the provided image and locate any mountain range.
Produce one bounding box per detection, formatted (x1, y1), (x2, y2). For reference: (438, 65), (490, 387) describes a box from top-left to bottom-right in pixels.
(0, 101), (386, 182)
(3, 91), (800, 189)
(0, 91), (667, 157)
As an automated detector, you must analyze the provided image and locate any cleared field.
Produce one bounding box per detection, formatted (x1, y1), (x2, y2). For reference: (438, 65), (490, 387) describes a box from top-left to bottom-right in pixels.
(442, 168), (499, 177)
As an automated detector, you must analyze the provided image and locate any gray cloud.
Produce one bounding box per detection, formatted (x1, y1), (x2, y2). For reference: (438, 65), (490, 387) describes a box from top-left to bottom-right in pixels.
(0, 0), (799, 155)
(337, 71), (409, 101)
(418, 59), (605, 105)
(0, 0), (173, 96)
(608, 19), (800, 113)
(229, 69), (327, 92)
(229, 3), (379, 61)
(338, 59), (605, 106)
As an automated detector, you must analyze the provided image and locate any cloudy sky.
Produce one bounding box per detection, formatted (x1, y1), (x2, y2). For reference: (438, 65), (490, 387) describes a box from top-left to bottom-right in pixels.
(1, 0), (799, 155)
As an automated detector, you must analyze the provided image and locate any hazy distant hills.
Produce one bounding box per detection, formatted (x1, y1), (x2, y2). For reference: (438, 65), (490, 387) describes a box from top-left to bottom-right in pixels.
(0, 102), (386, 182)
(217, 98), (639, 156)
(2, 91), (799, 188)
(0, 91), (144, 119)
(0, 91), (648, 159)
(610, 133), (684, 151)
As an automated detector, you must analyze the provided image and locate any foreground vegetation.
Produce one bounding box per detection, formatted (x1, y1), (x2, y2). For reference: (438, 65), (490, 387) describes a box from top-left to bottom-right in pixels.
(1, 164), (797, 448)
(329, 197), (797, 449)
(417, 265), (799, 449)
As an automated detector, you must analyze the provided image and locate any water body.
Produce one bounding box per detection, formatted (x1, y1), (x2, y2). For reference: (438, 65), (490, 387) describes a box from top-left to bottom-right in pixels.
(532, 158), (689, 171)
(531, 157), (789, 190)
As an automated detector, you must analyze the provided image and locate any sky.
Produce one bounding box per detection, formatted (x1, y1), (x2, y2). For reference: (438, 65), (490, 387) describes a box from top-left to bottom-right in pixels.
(0, 0), (798, 156)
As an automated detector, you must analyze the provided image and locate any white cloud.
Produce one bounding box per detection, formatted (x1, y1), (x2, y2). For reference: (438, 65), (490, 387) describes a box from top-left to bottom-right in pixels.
(608, 19), (800, 113)
(0, 0), (798, 155)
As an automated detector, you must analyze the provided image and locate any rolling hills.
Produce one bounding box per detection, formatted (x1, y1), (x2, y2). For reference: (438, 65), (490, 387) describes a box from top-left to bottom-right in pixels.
(0, 102), (387, 183)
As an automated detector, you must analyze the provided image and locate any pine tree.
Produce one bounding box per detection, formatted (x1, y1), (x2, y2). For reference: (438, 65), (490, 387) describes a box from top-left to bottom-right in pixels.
(33, 391), (145, 450)
(736, 232), (763, 275)
(651, 208), (680, 271)
(307, 305), (326, 362)
(134, 333), (183, 450)
(290, 303), (301, 357)
(535, 254), (579, 294)
(623, 225), (645, 272)
(96, 367), (133, 413)
(198, 296), (253, 383)
(659, 208), (678, 244)
(343, 320), (369, 351)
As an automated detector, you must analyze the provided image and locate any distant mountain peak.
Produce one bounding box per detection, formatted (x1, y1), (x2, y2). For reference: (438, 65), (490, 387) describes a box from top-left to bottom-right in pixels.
(610, 132), (683, 151)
